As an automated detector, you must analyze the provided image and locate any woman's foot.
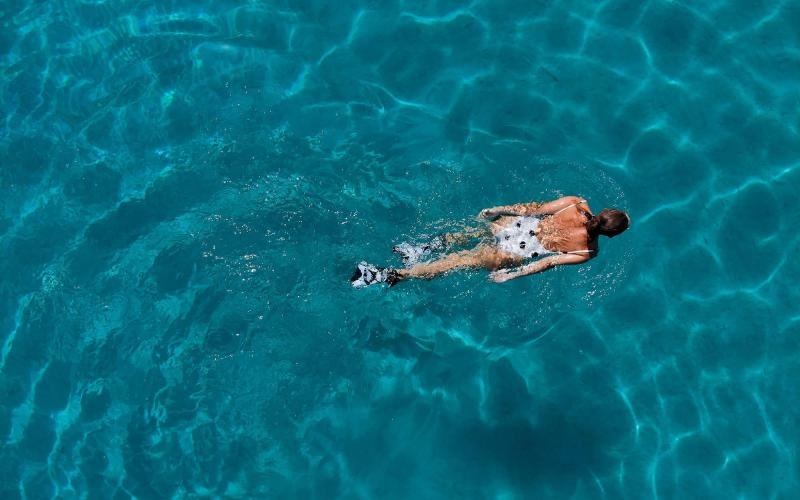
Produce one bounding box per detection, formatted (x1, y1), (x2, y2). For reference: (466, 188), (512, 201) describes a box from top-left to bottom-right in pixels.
(350, 262), (400, 287)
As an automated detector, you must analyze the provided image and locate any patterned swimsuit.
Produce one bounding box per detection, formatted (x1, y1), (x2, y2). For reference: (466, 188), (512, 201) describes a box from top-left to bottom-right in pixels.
(494, 216), (552, 259)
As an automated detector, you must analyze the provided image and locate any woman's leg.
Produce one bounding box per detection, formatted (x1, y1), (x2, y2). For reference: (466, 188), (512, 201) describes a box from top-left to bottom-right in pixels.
(397, 245), (521, 280)
(393, 227), (488, 266)
(439, 228), (488, 246)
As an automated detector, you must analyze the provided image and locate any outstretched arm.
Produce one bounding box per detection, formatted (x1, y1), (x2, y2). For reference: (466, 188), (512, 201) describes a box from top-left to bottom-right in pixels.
(488, 253), (589, 283)
(479, 196), (584, 219)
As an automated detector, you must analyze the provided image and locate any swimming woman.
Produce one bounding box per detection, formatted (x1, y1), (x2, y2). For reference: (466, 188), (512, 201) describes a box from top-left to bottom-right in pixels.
(350, 196), (630, 287)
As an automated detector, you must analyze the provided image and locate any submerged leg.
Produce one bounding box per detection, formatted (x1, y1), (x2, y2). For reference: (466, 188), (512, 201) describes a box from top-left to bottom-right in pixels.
(397, 245), (520, 281)
(440, 228), (488, 246)
(393, 228), (488, 266)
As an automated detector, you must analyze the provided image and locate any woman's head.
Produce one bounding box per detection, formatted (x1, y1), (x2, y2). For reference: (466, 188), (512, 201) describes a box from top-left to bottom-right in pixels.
(587, 208), (630, 238)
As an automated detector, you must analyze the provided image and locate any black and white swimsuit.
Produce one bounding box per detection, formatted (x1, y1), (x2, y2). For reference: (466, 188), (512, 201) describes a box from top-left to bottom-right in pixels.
(494, 200), (595, 259)
(495, 216), (552, 258)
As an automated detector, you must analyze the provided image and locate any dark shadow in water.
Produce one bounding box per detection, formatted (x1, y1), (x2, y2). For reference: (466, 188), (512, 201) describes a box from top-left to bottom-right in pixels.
(446, 404), (606, 493)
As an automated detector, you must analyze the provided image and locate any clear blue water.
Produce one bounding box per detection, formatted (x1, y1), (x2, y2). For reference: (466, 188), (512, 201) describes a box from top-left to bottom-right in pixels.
(1, 0), (799, 497)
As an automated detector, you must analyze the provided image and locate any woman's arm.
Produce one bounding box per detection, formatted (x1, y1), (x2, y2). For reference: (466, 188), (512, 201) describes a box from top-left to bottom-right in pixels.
(479, 202), (542, 219)
(488, 253), (589, 283)
(478, 196), (583, 219)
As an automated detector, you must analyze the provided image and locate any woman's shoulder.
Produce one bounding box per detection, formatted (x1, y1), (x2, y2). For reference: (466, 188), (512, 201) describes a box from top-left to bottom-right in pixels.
(549, 195), (583, 205)
(558, 195), (591, 211)
(572, 195), (592, 209)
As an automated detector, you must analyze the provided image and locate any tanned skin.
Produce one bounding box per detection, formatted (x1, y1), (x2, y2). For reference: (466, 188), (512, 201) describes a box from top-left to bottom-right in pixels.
(397, 196), (596, 283)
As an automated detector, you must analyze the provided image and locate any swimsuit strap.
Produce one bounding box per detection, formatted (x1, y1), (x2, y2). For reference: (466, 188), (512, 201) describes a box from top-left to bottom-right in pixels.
(562, 249), (594, 254)
(552, 199), (587, 216)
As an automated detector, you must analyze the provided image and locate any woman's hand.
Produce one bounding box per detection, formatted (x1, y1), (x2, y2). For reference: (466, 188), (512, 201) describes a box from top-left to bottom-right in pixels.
(478, 208), (502, 220)
(488, 268), (520, 283)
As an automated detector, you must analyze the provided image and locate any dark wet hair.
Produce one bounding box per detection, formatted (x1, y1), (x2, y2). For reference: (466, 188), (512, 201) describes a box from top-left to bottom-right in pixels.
(587, 209), (630, 238)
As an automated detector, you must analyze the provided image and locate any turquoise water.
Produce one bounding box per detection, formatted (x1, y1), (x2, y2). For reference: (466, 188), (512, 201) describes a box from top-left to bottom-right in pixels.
(2, 0), (799, 497)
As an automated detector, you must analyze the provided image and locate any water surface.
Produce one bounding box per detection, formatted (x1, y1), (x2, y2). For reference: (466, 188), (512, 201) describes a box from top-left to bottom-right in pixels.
(1, 0), (799, 498)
